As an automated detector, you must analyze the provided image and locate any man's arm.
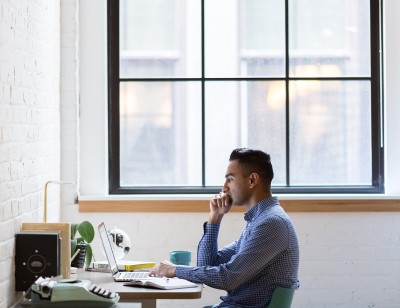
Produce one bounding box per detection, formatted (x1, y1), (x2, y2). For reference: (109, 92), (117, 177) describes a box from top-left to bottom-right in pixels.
(197, 222), (238, 267)
(150, 192), (234, 278)
(176, 215), (290, 290)
(197, 192), (236, 266)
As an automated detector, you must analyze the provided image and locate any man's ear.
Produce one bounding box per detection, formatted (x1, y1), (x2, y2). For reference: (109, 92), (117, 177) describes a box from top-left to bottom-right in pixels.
(249, 173), (259, 188)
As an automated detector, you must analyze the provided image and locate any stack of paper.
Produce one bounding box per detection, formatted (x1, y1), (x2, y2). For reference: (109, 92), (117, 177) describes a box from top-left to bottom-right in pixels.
(92, 260), (156, 271)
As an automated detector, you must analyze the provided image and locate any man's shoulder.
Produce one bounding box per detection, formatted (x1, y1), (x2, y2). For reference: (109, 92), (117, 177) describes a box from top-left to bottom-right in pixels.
(258, 204), (293, 226)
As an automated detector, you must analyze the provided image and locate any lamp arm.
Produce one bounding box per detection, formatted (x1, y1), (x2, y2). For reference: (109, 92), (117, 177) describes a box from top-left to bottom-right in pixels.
(43, 180), (76, 223)
(43, 180), (51, 223)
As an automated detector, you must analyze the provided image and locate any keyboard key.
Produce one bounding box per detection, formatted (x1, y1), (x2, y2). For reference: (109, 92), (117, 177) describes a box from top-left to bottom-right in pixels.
(89, 284), (97, 292)
(103, 290), (111, 298)
(93, 286), (101, 294)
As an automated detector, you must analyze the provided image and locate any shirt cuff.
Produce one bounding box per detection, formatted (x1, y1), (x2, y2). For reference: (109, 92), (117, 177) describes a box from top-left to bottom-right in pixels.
(175, 265), (193, 280)
(203, 221), (221, 234)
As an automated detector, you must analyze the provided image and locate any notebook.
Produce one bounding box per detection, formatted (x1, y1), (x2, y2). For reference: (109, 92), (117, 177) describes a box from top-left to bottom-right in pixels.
(98, 222), (152, 282)
(123, 277), (197, 290)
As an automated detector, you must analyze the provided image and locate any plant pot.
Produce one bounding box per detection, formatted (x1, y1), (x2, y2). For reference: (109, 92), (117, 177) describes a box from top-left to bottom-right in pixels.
(71, 243), (87, 268)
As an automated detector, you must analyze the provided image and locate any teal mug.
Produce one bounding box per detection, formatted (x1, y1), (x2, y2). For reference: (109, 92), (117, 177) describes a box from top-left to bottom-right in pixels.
(169, 250), (191, 266)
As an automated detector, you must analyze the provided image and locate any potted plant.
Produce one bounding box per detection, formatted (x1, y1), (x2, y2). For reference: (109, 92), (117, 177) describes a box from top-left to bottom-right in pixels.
(70, 221), (95, 268)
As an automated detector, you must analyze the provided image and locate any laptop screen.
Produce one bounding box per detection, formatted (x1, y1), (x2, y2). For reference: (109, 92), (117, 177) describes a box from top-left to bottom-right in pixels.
(98, 222), (119, 275)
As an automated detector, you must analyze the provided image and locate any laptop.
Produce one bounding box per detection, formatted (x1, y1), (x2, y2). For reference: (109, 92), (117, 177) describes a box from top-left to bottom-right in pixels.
(98, 222), (151, 282)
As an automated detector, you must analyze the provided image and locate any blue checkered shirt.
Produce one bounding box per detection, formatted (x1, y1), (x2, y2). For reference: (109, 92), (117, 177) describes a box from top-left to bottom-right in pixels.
(176, 197), (299, 308)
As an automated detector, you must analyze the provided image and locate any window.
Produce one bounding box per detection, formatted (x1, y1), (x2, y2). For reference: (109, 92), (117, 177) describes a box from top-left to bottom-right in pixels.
(108, 0), (383, 194)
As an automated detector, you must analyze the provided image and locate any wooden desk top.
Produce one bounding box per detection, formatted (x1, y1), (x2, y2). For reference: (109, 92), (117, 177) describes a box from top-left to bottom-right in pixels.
(78, 270), (203, 301)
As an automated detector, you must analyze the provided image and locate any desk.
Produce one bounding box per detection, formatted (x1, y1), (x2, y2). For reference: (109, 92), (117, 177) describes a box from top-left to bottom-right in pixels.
(79, 270), (203, 308)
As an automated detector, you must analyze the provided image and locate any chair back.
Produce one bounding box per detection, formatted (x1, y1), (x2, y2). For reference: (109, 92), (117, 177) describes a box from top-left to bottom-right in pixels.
(267, 287), (295, 308)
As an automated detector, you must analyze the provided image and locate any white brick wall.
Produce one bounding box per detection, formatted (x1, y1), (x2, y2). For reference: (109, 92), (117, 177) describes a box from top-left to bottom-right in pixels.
(0, 0), (60, 306)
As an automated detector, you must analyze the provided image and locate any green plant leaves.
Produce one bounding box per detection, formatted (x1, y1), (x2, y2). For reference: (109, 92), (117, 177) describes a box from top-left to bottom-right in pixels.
(70, 221), (95, 267)
(85, 244), (93, 268)
(77, 221), (95, 243)
(70, 223), (79, 239)
(71, 239), (77, 257)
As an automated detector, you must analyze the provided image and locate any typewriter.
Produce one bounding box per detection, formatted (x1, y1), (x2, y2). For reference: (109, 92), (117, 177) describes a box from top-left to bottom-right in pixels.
(29, 277), (120, 307)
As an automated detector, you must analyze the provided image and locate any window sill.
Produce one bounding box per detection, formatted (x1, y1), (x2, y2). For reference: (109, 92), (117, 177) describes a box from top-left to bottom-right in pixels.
(78, 195), (400, 212)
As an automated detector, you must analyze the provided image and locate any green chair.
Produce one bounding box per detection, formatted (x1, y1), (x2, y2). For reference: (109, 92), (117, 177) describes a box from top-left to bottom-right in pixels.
(267, 287), (295, 308)
(203, 287), (295, 308)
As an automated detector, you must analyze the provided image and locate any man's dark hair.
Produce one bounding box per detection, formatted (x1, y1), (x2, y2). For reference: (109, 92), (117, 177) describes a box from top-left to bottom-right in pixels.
(229, 148), (274, 187)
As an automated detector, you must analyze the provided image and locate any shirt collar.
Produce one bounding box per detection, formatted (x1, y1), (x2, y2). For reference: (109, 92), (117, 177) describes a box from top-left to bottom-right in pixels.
(244, 196), (278, 222)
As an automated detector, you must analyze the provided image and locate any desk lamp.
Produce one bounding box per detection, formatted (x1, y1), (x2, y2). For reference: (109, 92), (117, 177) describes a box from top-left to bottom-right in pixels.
(43, 180), (76, 223)
(20, 180), (77, 279)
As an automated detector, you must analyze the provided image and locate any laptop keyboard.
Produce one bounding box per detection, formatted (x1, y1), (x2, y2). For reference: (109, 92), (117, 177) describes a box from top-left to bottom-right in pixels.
(123, 271), (149, 279)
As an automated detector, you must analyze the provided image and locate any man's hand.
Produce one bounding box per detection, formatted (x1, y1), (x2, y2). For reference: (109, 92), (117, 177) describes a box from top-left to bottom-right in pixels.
(149, 260), (176, 278)
(208, 192), (232, 224)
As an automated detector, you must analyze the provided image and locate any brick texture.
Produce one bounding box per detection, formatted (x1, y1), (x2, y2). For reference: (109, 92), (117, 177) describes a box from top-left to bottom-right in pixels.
(0, 0), (61, 306)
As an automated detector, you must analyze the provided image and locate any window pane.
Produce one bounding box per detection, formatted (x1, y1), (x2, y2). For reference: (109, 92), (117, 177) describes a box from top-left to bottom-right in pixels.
(205, 0), (285, 77)
(120, 81), (202, 186)
(289, 80), (371, 185)
(205, 81), (286, 186)
(110, 0), (380, 194)
(289, 0), (370, 77)
(119, 0), (201, 78)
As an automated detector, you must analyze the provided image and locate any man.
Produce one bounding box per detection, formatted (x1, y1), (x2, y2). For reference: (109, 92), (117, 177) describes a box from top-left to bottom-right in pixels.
(150, 148), (300, 307)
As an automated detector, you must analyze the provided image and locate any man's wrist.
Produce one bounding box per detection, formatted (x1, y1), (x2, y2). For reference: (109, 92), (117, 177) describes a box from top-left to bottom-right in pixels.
(208, 214), (224, 224)
(168, 266), (176, 277)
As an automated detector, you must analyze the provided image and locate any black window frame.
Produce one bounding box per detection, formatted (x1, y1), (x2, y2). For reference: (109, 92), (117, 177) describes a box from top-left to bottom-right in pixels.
(108, 0), (384, 195)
